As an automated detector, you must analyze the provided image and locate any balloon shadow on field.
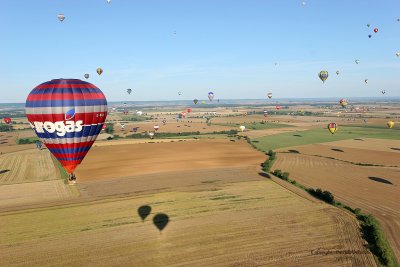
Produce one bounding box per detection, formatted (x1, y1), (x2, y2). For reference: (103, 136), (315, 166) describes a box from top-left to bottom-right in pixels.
(0, 169), (10, 174)
(258, 172), (271, 179)
(293, 134), (302, 137)
(390, 148), (400, 151)
(153, 213), (169, 233)
(331, 148), (344, 152)
(354, 138), (364, 141)
(288, 149), (300, 154)
(138, 205), (152, 222)
(368, 177), (393, 185)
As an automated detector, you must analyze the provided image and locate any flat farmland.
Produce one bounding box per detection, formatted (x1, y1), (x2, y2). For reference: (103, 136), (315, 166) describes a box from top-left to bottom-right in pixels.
(273, 152), (400, 261)
(76, 139), (265, 181)
(276, 138), (400, 166)
(0, 149), (59, 184)
(0, 179), (376, 267)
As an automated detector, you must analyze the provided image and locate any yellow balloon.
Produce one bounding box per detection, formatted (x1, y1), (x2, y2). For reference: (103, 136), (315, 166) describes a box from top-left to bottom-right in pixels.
(328, 123), (337, 134)
(387, 121), (395, 129)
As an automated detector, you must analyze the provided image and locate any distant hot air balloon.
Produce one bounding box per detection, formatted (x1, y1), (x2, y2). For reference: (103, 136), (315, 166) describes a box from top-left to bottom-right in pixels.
(193, 99), (198, 104)
(36, 141), (43, 150)
(364, 79), (368, 84)
(102, 123), (107, 131)
(58, 14), (65, 22)
(374, 28), (378, 33)
(178, 91), (182, 96)
(132, 127), (139, 132)
(339, 99), (348, 108)
(3, 117), (11, 124)
(263, 110), (268, 117)
(318, 70), (329, 83)
(25, 79), (107, 177)
(381, 90), (386, 95)
(367, 23), (370, 27)
(107, 0), (112, 3)
(387, 121), (394, 129)
(336, 70), (339, 75)
(120, 123), (125, 130)
(181, 111), (187, 118)
(267, 93), (272, 99)
(127, 88), (132, 94)
(97, 68), (103, 75)
(187, 108), (192, 113)
(148, 132), (154, 139)
(239, 125), (246, 132)
(355, 59), (360, 64)
(84, 74), (89, 79)
(368, 34), (372, 38)
(162, 119), (167, 125)
(327, 122), (337, 134)
(112, 107), (116, 112)
(396, 52), (400, 57)
(208, 92), (214, 101)
(201, 100), (206, 105)
(154, 125), (160, 131)
(136, 111), (143, 116)
(275, 105), (281, 110)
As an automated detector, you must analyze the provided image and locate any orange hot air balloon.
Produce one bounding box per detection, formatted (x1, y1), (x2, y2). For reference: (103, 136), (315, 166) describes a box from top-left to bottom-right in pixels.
(328, 122), (337, 134)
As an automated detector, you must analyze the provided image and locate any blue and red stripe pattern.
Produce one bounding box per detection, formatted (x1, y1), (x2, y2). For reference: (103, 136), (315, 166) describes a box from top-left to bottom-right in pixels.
(25, 79), (108, 174)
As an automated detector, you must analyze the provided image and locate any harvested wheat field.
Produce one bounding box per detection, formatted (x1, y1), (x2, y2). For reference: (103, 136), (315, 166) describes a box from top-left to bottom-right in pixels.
(273, 152), (400, 261)
(76, 139), (265, 181)
(0, 178), (376, 266)
(0, 149), (59, 184)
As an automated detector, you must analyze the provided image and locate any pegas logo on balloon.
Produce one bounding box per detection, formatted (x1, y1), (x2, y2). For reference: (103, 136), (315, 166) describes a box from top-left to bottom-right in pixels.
(29, 109), (83, 137)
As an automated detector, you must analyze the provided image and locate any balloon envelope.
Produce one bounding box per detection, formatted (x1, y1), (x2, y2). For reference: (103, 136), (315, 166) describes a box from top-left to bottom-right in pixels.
(208, 92), (214, 101)
(96, 68), (103, 75)
(374, 28), (378, 33)
(127, 88), (132, 94)
(25, 79), (107, 174)
(84, 74), (89, 79)
(239, 125), (245, 132)
(387, 121), (394, 129)
(328, 123), (337, 134)
(3, 117), (11, 124)
(193, 99), (198, 104)
(58, 14), (65, 22)
(339, 99), (348, 108)
(267, 93), (272, 99)
(318, 70), (328, 83)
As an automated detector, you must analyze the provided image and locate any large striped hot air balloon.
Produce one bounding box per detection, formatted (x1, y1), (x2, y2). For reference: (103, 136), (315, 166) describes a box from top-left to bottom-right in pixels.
(25, 79), (107, 180)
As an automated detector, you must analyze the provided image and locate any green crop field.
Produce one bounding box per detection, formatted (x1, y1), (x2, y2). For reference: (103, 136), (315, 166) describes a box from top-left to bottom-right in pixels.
(252, 125), (400, 151)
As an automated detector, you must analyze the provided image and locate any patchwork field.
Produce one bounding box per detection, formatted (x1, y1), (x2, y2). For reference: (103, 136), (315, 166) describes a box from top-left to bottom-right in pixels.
(273, 152), (400, 261)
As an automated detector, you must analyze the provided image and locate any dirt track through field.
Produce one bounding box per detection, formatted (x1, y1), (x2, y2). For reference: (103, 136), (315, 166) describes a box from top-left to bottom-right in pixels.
(273, 152), (400, 261)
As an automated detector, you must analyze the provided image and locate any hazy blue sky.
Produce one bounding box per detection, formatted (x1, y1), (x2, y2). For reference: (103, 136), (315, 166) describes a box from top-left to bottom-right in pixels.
(0, 0), (399, 102)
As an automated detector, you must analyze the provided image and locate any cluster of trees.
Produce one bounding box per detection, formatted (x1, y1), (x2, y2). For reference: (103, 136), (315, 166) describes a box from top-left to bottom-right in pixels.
(0, 125), (12, 131)
(262, 150), (276, 172)
(306, 188), (335, 204)
(104, 123), (114, 134)
(17, 138), (38, 144)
